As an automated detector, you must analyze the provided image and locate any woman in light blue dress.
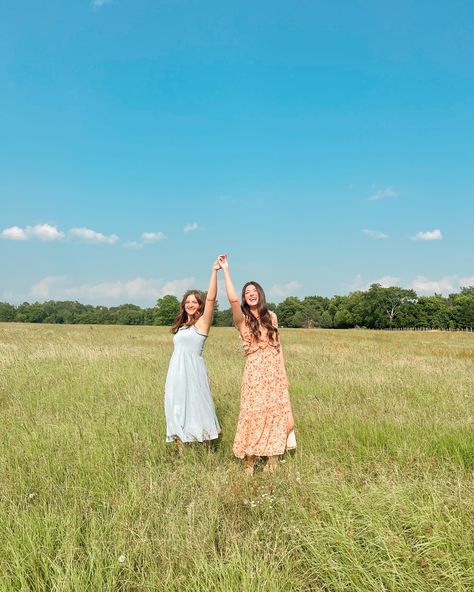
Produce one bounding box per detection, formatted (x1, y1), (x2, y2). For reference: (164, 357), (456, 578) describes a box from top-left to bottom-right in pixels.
(164, 260), (221, 448)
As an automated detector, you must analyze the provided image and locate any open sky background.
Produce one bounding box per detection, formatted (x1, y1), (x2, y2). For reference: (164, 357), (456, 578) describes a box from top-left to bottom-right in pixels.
(1, 0), (473, 306)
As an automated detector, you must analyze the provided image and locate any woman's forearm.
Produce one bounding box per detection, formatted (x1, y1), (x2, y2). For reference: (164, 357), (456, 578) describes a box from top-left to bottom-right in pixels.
(206, 269), (218, 302)
(222, 267), (238, 303)
(221, 266), (243, 326)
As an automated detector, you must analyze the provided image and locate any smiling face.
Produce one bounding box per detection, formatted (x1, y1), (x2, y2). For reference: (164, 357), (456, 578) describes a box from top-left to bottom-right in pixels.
(184, 294), (200, 316)
(172, 290), (205, 333)
(240, 281), (273, 337)
(244, 284), (259, 308)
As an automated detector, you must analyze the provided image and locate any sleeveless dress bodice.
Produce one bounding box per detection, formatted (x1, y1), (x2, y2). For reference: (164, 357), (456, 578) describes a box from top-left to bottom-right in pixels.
(173, 324), (207, 356)
(240, 322), (280, 356)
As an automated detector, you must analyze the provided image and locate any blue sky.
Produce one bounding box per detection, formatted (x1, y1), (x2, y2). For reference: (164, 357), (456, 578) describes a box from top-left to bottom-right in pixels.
(1, 0), (473, 306)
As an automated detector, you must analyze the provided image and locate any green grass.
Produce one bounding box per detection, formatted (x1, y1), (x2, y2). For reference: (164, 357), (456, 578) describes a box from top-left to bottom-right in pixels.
(0, 323), (473, 591)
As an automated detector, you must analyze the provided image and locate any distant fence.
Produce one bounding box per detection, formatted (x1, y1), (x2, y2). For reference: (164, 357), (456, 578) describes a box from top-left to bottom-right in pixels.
(384, 327), (473, 332)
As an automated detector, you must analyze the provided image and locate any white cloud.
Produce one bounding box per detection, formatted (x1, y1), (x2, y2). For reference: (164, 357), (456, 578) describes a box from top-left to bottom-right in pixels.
(371, 275), (400, 288)
(159, 278), (195, 296)
(410, 275), (455, 293)
(29, 276), (195, 303)
(1, 224), (65, 241)
(91, 0), (112, 10)
(349, 274), (364, 291)
(2, 224), (121, 244)
(123, 241), (144, 249)
(362, 229), (389, 239)
(351, 274), (473, 295)
(69, 227), (119, 245)
(2, 289), (17, 301)
(368, 187), (398, 201)
(67, 279), (159, 300)
(184, 223), (199, 233)
(349, 274), (400, 291)
(31, 276), (68, 298)
(32, 224), (66, 241)
(142, 231), (167, 243)
(411, 229), (443, 241)
(459, 276), (474, 287)
(1, 226), (28, 240)
(269, 281), (300, 297)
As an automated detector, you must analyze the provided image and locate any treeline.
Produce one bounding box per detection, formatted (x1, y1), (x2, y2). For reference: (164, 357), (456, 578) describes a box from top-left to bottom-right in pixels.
(0, 301), (155, 326)
(1, 284), (473, 329)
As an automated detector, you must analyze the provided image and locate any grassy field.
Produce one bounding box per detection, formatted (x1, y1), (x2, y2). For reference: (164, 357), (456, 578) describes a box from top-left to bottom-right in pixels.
(0, 323), (473, 592)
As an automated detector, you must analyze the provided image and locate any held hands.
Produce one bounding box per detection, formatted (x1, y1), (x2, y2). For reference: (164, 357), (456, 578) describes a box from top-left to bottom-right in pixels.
(212, 254), (229, 271)
(218, 254), (229, 269)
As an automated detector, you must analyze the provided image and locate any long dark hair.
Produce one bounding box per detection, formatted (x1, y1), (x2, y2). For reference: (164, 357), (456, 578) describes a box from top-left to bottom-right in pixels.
(171, 290), (205, 334)
(241, 281), (278, 343)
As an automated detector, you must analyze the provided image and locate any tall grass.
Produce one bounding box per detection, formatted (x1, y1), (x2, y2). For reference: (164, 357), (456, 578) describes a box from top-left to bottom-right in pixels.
(0, 323), (473, 591)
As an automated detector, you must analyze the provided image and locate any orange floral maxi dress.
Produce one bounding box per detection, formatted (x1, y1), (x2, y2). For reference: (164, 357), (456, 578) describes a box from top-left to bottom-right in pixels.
(233, 316), (294, 459)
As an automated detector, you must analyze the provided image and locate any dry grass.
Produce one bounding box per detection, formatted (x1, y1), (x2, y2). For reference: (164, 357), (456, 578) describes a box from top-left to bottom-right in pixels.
(0, 323), (473, 591)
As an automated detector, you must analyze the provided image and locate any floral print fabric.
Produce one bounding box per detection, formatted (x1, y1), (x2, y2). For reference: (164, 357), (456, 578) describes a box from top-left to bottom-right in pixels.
(233, 315), (293, 458)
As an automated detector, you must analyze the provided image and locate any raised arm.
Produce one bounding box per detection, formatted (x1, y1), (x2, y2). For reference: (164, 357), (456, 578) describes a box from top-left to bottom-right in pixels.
(195, 260), (220, 335)
(218, 255), (244, 329)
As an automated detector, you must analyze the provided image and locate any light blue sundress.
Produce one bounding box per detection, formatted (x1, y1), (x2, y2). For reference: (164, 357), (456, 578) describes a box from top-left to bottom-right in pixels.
(164, 325), (221, 443)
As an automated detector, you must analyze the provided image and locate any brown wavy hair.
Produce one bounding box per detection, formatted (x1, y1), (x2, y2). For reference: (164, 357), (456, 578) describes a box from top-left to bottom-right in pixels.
(171, 290), (205, 334)
(241, 281), (278, 343)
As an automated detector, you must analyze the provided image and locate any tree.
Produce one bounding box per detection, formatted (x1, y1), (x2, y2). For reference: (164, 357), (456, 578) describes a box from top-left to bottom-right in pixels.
(15, 302), (47, 323)
(113, 304), (144, 325)
(211, 299), (220, 326)
(301, 296), (327, 327)
(449, 292), (474, 329)
(154, 295), (180, 325)
(359, 284), (417, 328)
(0, 285), (471, 329)
(345, 291), (366, 327)
(214, 307), (234, 327)
(320, 310), (333, 328)
(277, 297), (304, 328)
(382, 287), (417, 327)
(143, 307), (155, 325)
(0, 302), (16, 321)
(395, 300), (419, 328)
(334, 308), (353, 328)
(416, 295), (450, 329)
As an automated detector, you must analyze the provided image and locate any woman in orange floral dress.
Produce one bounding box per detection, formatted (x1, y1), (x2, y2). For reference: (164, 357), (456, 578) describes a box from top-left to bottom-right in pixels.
(218, 254), (295, 475)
